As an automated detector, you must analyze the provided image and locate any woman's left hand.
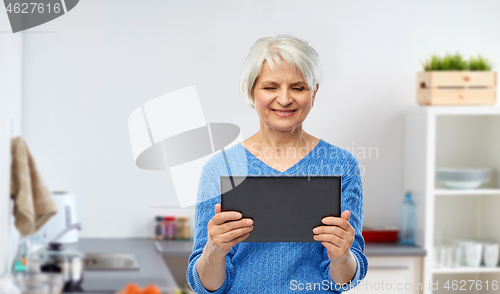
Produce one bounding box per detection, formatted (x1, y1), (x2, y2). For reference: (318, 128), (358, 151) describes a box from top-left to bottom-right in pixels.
(313, 210), (355, 264)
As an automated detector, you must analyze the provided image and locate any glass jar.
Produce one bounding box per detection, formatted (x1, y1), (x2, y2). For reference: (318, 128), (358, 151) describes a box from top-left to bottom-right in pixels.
(163, 216), (176, 240)
(175, 217), (191, 240)
(154, 216), (164, 240)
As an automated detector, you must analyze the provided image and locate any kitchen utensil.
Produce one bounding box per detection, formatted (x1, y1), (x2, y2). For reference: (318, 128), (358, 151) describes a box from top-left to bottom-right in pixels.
(436, 168), (491, 189)
(28, 224), (84, 292)
(29, 243), (84, 292)
(483, 242), (499, 268)
(465, 242), (483, 267)
(13, 272), (64, 294)
(39, 192), (79, 244)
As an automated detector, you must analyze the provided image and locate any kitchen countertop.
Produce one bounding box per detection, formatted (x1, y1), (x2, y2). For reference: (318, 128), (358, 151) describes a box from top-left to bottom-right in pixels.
(364, 242), (426, 256)
(156, 239), (426, 257)
(63, 238), (177, 293)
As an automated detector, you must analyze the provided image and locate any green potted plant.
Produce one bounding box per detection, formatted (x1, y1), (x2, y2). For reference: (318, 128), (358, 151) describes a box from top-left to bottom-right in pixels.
(417, 53), (496, 106)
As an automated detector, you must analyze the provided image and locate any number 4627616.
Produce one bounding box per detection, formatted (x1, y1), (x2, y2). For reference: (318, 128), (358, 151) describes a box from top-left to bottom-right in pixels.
(5, 2), (61, 14)
(443, 280), (498, 291)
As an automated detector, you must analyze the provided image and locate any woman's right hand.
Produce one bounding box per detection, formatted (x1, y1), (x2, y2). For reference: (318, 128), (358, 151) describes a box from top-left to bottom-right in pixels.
(206, 203), (253, 256)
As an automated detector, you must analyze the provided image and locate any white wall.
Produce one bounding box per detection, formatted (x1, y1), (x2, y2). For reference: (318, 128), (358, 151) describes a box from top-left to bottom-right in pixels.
(20, 0), (500, 237)
(0, 11), (23, 272)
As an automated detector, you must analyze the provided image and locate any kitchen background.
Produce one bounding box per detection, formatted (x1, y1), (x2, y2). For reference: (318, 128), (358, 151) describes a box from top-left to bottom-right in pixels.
(1, 0), (500, 289)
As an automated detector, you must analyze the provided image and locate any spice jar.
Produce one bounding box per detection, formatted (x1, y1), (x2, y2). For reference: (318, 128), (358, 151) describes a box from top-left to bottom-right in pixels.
(175, 217), (191, 240)
(163, 216), (176, 240)
(154, 216), (164, 240)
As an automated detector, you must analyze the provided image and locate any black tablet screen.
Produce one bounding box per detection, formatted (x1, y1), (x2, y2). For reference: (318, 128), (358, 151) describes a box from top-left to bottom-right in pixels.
(220, 175), (341, 242)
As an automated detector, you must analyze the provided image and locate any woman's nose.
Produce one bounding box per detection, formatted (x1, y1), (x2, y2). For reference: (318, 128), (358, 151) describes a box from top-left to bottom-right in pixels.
(276, 89), (293, 107)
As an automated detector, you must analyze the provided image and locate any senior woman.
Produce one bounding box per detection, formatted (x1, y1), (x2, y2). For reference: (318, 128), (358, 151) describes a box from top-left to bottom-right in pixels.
(186, 35), (367, 293)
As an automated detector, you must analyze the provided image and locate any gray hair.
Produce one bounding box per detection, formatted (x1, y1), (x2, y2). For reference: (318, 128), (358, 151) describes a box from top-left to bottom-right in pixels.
(239, 35), (323, 108)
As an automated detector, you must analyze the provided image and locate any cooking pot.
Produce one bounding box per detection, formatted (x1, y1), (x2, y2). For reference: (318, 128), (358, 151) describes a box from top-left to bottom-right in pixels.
(28, 223), (84, 292)
(29, 242), (85, 292)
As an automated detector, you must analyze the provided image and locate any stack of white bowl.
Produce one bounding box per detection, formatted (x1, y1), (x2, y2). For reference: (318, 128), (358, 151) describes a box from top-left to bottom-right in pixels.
(436, 168), (491, 189)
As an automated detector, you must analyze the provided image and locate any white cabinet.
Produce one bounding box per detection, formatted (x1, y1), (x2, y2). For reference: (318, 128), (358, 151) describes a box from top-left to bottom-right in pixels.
(404, 106), (500, 294)
(354, 256), (423, 294)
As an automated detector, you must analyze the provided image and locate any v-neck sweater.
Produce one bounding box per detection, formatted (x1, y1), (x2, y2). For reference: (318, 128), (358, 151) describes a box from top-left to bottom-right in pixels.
(187, 139), (367, 293)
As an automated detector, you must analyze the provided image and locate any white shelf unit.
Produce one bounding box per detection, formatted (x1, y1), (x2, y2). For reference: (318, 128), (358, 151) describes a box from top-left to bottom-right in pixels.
(404, 106), (500, 294)
(434, 189), (500, 196)
(434, 267), (500, 275)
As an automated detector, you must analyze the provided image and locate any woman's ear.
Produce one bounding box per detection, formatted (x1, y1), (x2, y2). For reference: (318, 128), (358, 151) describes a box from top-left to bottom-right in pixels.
(312, 84), (320, 107)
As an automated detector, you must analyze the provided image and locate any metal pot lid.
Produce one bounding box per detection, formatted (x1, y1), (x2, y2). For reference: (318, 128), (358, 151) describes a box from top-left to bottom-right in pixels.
(29, 242), (85, 261)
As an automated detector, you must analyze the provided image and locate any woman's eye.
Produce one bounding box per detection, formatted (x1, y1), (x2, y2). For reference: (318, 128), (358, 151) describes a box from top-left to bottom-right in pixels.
(264, 87), (276, 90)
(293, 87), (305, 91)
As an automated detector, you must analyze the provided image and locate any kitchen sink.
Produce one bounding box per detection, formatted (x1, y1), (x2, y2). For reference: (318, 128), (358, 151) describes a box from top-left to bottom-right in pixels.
(84, 253), (140, 271)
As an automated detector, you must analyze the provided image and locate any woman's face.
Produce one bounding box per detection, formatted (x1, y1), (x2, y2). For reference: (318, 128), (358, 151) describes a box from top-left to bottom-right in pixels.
(252, 60), (318, 132)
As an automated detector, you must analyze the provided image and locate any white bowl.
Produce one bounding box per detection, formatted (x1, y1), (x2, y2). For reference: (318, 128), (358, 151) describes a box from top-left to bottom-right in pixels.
(436, 168), (490, 189)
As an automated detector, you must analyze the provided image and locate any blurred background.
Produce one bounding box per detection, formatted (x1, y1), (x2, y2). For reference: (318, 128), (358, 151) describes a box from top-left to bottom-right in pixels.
(1, 1), (500, 293)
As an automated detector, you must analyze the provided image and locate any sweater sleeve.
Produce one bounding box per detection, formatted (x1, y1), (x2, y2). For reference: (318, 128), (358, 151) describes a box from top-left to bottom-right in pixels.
(186, 162), (235, 294)
(320, 155), (368, 292)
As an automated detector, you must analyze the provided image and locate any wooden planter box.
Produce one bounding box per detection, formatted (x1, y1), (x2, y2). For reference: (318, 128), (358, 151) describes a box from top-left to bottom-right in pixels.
(416, 71), (497, 105)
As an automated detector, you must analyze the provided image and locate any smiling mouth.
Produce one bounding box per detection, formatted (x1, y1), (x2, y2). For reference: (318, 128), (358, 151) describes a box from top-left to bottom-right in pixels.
(272, 109), (297, 114)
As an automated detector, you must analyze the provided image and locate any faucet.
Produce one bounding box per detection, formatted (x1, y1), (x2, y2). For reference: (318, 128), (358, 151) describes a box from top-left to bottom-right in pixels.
(50, 223), (82, 244)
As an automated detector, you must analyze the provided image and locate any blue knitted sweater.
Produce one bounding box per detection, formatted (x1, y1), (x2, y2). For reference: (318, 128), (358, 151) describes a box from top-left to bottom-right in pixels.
(187, 139), (367, 293)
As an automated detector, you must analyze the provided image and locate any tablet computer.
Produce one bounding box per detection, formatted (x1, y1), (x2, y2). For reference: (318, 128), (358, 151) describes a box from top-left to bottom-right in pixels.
(220, 175), (341, 242)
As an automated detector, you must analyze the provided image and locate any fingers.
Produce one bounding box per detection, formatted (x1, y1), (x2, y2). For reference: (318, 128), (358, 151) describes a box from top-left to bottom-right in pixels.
(315, 232), (353, 262)
(313, 225), (351, 241)
(341, 210), (351, 221)
(212, 218), (253, 241)
(210, 210), (243, 226)
(321, 241), (340, 253)
(208, 205), (253, 254)
(220, 226), (253, 243)
(321, 215), (353, 231)
(314, 231), (352, 246)
(224, 232), (251, 249)
(314, 215), (355, 251)
(314, 228), (344, 245)
(219, 218), (253, 232)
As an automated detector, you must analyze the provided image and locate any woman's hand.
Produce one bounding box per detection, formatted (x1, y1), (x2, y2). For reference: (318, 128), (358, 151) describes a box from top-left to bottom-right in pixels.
(313, 210), (355, 264)
(206, 204), (253, 257)
(197, 204), (253, 291)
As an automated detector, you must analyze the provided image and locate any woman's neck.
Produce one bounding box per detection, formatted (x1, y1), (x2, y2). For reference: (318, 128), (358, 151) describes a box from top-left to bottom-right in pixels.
(256, 129), (308, 149)
(243, 124), (319, 160)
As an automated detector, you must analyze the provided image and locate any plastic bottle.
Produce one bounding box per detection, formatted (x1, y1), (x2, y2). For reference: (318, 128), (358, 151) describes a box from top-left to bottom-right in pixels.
(13, 237), (29, 272)
(399, 191), (416, 245)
